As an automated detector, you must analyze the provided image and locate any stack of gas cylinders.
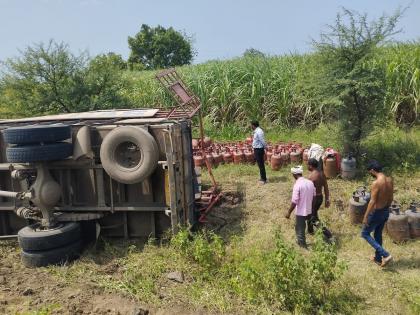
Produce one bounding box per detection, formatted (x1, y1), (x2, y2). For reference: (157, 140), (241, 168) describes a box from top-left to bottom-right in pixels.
(348, 186), (420, 243)
(386, 201), (420, 243)
(192, 137), (310, 170)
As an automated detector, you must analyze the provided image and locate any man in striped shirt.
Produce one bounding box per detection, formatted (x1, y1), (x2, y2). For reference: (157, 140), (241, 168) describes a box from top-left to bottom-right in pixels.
(251, 121), (267, 184)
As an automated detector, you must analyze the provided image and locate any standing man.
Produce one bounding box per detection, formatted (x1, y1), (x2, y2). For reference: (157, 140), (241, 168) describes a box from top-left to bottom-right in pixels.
(285, 166), (315, 248)
(251, 121), (267, 184)
(361, 160), (393, 267)
(307, 158), (331, 238)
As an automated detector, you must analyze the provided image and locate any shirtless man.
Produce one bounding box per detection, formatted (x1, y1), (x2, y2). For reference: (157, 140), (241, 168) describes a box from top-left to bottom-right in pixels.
(307, 158), (330, 235)
(361, 160), (393, 267)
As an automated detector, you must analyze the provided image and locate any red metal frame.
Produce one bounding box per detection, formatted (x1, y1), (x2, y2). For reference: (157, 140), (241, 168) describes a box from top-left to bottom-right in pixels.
(155, 68), (201, 119)
(156, 68), (220, 223)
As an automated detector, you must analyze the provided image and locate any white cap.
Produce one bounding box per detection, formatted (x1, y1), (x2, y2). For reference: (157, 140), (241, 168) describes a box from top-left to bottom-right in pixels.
(291, 165), (303, 174)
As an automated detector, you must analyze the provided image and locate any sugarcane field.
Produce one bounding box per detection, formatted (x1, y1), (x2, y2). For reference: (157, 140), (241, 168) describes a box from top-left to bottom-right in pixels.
(0, 1), (419, 315)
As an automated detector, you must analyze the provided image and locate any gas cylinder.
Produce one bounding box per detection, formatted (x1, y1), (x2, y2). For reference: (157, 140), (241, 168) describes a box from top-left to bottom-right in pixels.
(341, 155), (357, 179)
(203, 137), (212, 148)
(192, 139), (199, 149)
(212, 150), (223, 167)
(271, 152), (282, 171)
(266, 150), (273, 165)
(244, 149), (255, 164)
(193, 154), (204, 167)
(323, 155), (338, 178)
(280, 150), (290, 165)
(223, 150), (233, 164)
(303, 148), (309, 164)
(348, 189), (368, 224)
(245, 136), (253, 145)
(387, 203), (410, 243)
(405, 201), (420, 239)
(205, 152), (214, 168)
(233, 150), (244, 164)
(290, 148), (302, 163)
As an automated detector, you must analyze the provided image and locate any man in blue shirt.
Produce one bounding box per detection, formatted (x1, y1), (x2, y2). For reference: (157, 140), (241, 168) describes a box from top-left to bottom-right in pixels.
(251, 121), (267, 184)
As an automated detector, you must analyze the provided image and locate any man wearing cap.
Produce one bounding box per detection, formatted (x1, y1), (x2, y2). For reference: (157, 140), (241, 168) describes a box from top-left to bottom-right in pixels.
(362, 160), (393, 267)
(251, 120), (267, 184)
(285, 165), (316, 248)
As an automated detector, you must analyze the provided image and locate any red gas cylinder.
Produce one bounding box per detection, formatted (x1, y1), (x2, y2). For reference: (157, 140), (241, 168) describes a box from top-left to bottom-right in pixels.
(281, 150), (290, 165)
(244, 149), (255, 164)
(212, 151), (222, 167)
(192, 139), (199, 149)
(266, 150), (273, 165)
(271, 152), (282, 170)
(303, 148), (309, 164)
(223, 150), (233, 164)
(193, 154), (204, 167)
(205, 152), (214, 168)
(233, 150), (245, 164)
(245, 136), (253, 145)
(290, 148), (302, 163)
(203, 137), (212, 148)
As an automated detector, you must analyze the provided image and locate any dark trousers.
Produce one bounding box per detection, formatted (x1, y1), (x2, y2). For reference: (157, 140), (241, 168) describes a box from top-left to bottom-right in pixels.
(308, 195), (333, 239)
(295, 215), (308, 247)
(361, 208), (390, 262)
(254, 148), (266, 182)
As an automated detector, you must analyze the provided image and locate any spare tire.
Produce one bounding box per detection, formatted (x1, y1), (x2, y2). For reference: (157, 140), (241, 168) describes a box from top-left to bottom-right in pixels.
(100, 126), (159, 184)
(3, 124), (71, 145)
(18, 222), (81, 252)
(6, 142), (73, 163)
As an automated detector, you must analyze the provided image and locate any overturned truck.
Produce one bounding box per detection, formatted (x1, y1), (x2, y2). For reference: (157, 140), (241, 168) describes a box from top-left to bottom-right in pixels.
(0, 69), (217, 267)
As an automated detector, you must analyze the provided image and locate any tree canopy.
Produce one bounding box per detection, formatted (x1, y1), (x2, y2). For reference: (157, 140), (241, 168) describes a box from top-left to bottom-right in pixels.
(0, 40), (129, 116)
(128, 24), (194, 70)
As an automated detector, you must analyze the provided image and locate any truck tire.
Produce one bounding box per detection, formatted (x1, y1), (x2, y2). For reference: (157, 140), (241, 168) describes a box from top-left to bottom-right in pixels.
(21, 240), (82, 268)
(3, 124), (71, 145)
(100, 126), (159, 184)
(6, 142), (73, 163)
(18, 222), (81, 252)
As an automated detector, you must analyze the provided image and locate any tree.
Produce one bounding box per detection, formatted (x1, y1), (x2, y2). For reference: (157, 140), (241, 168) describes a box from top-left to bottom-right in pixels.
(313, 8), (404, 158)
(243, 48), (265, 58)
(0, 40), (128, 116)
(92, 52), (127, 70)
(128, 24), (194, 70)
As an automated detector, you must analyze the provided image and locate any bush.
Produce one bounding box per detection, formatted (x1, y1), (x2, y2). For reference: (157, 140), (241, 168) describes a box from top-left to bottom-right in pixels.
(170, 228), (347, 314)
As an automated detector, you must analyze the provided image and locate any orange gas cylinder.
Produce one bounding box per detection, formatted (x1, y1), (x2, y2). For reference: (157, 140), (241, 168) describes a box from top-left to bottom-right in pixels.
(280, 150), (290, 165)
(233, 150), (245, 164)
(193, 154), (204, 167)
(266, 150), (273, 165)
(271, 152), (282, 170)
(205, 152), (214, 167)
(212, 150), (223, 167)
(245, 149), (255, 164)
(303, 148), (309, 164)
(290, 148), (302, 163)
(245, 136), (253, 145)
(223, 150), (233, 164)
(192, 139), (199, 149)
(323, 154), (338, 178)
(203, 137), (212, 148)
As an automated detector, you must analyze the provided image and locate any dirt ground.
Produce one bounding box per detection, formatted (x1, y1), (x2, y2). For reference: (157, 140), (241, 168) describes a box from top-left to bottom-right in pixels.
(1, 164), (419, 314)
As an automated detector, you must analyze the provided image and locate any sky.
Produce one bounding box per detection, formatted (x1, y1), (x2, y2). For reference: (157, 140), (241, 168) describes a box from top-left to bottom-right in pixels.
(0, 0), (419, 64)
